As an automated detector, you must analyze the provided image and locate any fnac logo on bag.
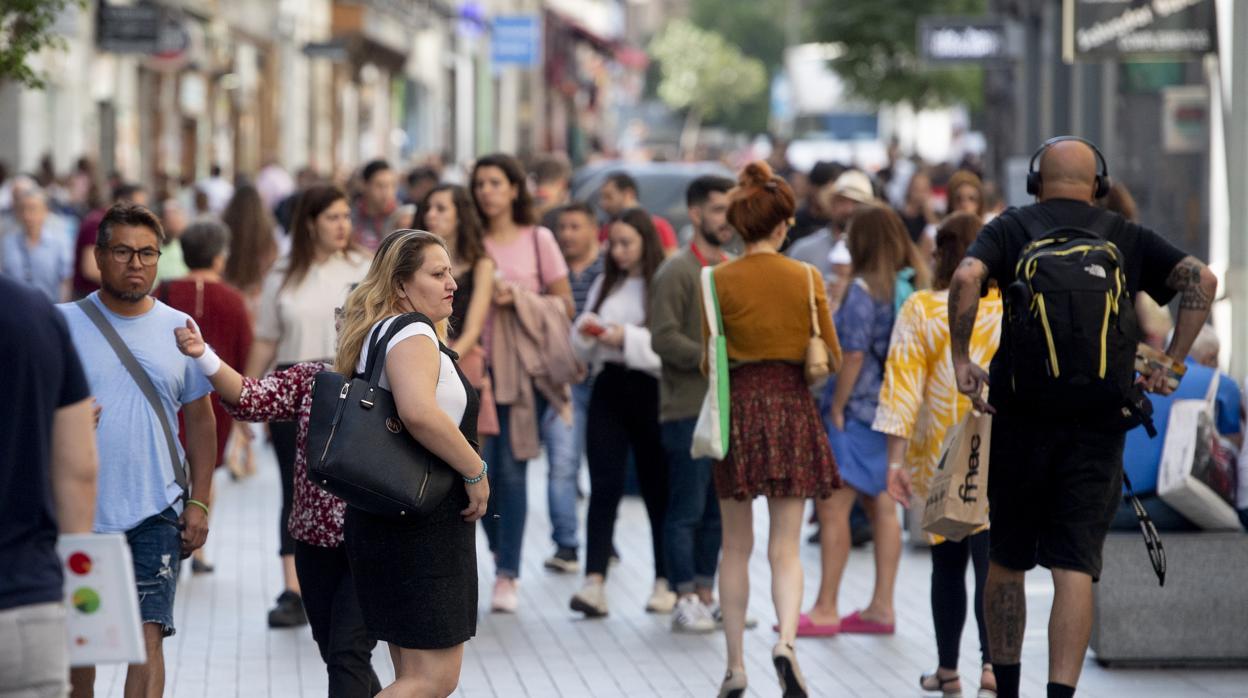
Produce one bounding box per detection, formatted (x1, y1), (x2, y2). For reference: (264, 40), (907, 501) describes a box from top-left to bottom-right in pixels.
(958, 434), (982, 504)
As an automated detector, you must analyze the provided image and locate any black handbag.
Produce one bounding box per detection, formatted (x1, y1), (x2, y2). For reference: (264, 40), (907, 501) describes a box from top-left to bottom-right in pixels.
(306, 313), (459, 519)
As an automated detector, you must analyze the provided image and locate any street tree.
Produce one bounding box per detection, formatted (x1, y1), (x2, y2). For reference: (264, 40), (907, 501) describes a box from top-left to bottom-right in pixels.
(689, 0), (790, 134)
(0, 0), (80, 89)
(648, 19), (768, 155)
(809, 0), (987, 109)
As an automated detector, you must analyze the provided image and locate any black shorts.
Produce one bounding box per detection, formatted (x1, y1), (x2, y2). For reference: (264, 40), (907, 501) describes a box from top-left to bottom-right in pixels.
(987, 414), (1125, 581)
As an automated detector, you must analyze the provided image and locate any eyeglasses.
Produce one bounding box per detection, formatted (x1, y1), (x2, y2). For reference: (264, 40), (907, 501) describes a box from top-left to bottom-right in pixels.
(106, 245), (162, 267)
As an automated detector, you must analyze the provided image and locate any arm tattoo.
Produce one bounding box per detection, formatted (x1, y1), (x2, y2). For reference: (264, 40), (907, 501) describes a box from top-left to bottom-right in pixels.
(986, 578), (1027, 663)
(1166, 256), (1212, 311)
(948, 259), (985, 357)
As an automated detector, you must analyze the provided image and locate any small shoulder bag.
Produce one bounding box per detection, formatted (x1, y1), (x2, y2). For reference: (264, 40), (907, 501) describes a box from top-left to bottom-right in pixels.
(804, 264), (831, 389)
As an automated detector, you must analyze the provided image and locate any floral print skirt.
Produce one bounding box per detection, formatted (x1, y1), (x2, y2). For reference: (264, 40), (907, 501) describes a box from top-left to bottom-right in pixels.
(713, 362), (841, 500)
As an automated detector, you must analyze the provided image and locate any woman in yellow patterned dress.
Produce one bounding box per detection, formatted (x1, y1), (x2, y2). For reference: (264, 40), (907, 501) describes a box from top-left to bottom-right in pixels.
(877, 212), (1003, 698)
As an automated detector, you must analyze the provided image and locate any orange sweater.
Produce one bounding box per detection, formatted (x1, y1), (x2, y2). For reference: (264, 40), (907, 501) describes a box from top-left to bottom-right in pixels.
(705, 253), (842, 371)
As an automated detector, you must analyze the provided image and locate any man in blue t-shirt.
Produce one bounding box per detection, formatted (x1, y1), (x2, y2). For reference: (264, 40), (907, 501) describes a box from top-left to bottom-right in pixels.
(0, 276), (98, 698)
(58, 203), (216, 698)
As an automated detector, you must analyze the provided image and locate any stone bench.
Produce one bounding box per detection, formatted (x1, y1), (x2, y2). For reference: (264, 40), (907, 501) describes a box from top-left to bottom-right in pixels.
(1091, 532), (1248, 666)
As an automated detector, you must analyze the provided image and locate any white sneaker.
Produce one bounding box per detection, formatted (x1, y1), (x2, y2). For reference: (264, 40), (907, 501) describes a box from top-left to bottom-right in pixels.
(645, 578), (678, 614)
(671, 595), (716, 634)
(491, 577), (518, 613)
(570, 580), (609, 618)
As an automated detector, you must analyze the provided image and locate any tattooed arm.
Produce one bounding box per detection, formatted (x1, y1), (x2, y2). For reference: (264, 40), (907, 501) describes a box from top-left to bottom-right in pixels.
(1146, 255), (1218, 395)
(948, 257), (994, 412)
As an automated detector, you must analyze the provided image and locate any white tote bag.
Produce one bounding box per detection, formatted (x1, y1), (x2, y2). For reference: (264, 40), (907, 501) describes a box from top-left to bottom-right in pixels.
(1158, 372), (1241, 530)
(57, 533), (147, 666)
(691, 266), (730, 460)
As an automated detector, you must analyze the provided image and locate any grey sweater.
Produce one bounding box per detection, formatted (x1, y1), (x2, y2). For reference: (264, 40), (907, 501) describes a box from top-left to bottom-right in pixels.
(648, 249), (707, 422)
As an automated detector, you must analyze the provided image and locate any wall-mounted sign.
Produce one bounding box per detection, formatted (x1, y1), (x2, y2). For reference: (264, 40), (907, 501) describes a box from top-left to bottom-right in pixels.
(96, 2), (162, 54)
(918, 16), (1023, 65)
(1162, 85), (1208, 154)
(491, 15), (541, 68)
(1063, 0), (1216, 62)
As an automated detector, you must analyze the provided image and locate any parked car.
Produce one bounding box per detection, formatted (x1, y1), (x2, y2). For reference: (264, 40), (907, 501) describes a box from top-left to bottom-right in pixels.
(571, 160), (736, 245)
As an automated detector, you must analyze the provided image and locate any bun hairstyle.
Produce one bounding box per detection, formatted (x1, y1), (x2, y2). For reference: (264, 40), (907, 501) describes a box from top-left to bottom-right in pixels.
(727, 161), (796, 243)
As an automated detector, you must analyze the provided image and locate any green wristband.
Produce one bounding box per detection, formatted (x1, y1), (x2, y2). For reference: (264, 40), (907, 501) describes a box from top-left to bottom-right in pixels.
(187, 498), (210, 515)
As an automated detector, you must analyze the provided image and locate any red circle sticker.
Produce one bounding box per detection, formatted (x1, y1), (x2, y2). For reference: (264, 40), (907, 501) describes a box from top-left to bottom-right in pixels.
(68, 552), (92, 575)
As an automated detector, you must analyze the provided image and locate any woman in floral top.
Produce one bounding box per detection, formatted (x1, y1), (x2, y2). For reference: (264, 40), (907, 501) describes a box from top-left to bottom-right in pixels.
(879, 212), (1002, 698)
(172, 323), (381, 697)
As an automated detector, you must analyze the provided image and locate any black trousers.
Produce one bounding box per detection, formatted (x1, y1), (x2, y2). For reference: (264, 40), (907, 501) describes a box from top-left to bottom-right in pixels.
(270, 380), (299, 558)
(294, 541), (381, 698)
(931, 530), (991, 668)
(585, 364), (669, 579)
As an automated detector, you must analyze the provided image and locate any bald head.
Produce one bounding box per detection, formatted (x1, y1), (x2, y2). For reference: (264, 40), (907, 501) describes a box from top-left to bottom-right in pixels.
(1037, 140), (1098, 202)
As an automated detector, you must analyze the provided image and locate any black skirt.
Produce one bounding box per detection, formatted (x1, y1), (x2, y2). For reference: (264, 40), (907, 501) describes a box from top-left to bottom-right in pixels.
(344, 485), (477, 649)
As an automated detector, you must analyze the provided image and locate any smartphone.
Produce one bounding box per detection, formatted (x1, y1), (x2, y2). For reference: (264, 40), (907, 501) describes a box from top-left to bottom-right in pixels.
(581, 320), (605, 337)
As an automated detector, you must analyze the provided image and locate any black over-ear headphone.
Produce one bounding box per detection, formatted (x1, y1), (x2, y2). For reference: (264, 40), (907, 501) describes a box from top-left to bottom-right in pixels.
(1026, 135), (1112, 199)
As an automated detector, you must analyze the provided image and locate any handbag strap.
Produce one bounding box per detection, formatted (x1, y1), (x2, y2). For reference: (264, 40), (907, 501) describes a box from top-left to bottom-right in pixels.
(532, 226), (546, 292)
(700, 267), (723, 338)
(75, 298), (188, 493)
(805, 263), (821, 339)
(361, 312), (448, 391)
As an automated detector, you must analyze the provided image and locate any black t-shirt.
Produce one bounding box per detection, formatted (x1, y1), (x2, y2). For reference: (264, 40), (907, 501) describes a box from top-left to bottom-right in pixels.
(965, 198), (1188, 417)
(0, 276), (91, 611)
(785, 205), (829, 249)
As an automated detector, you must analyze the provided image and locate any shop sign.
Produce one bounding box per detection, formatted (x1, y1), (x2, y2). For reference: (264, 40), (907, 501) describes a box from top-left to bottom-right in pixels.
(918, 16), (1022, 65)
(491, 15), (541, 68)
(1064, 0), (1216, 62)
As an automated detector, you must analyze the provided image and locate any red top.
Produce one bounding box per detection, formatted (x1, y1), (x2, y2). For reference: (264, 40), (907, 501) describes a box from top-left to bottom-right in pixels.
(599, 213), (679, 251)
(224, 362), (344, 547)
(160, 278), (253, 466)
(72, 208), (105, 297)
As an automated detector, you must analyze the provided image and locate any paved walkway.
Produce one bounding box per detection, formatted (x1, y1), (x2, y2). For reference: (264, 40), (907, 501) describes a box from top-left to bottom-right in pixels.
(91, 441), (1247, 696)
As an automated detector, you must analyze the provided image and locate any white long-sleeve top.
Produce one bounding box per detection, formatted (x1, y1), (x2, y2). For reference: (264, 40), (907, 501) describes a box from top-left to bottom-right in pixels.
(570, 275), (662, 378)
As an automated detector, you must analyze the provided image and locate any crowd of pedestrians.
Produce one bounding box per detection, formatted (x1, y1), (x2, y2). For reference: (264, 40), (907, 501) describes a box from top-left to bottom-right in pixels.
(0, 136), (1225, 698)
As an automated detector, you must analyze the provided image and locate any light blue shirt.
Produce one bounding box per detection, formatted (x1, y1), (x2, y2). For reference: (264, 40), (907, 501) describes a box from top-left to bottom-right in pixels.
(58, 293), (213, 533)
(0, 225), (74, 302)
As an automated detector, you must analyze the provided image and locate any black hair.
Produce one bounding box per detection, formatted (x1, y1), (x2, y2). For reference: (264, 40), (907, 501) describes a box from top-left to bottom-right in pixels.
(686, 175), (734, 208)
(210, 164), (222, 177)
(556, 201), (596, 222)
(362, 159), (392, 183)
(532, 155), (571, 184)
(808, 161), (844, 188)
(593, 208), (665, 318)
(604, 171), (638, 195)
(98, 203), (166, 248)
(180, 219), (230, 270)
(112, 183), (145, 203)
(406, 166), (437, 187)
(471, 153), (535, 226)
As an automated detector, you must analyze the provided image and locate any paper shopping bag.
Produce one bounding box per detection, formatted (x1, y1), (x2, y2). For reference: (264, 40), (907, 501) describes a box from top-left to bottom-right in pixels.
(57, 533), (146, 667)
(692, 266), (730, 460)
(1158, 371), (1241, 529)
(923, 409), (991, 542)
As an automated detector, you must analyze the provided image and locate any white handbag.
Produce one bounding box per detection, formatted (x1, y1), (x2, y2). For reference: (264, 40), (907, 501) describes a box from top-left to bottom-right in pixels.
(1157, 372), (1241, 530)
(691, 266), (730, 460)
(57, 533), (147, 666)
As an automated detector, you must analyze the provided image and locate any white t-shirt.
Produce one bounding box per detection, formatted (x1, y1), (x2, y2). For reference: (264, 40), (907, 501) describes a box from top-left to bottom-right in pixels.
(255, 251), (371, 364)
(357, 316), (467, 425)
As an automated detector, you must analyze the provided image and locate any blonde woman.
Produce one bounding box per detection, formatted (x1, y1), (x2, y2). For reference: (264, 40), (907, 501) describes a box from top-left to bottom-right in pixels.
(882, 212), (1002, 697)
(335, 230), (489, 697)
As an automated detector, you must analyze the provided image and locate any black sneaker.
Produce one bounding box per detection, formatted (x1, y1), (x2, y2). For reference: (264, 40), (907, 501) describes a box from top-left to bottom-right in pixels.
(268, 591), (308, 628)
(544, 546), (579, 573)
(851, 521), (874, 548)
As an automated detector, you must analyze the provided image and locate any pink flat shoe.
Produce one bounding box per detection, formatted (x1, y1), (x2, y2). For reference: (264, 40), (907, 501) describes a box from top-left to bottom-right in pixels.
(839, 610), (894, 635)
(771, 613), (840, 637)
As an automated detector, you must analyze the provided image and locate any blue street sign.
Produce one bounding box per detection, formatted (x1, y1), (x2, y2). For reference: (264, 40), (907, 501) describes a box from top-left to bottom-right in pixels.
(491, 15), (541, 67)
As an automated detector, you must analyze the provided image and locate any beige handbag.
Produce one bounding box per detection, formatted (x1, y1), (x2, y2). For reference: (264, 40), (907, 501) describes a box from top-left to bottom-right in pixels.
(804, 264), (831, 388)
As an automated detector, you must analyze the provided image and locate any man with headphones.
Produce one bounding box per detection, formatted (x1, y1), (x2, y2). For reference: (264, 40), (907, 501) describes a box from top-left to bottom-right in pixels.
(945, 137), (1217, 698)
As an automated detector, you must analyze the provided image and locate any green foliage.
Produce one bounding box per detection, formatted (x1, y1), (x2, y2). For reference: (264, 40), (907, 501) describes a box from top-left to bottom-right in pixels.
(808, 0), (987, 109)
(0, 0), (81, 89)
(648, 19), (768, 124)
(687, 0), (791, 133)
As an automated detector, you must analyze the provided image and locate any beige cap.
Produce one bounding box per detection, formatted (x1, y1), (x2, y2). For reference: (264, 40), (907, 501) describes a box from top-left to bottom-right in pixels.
(831, 170), (875, 204)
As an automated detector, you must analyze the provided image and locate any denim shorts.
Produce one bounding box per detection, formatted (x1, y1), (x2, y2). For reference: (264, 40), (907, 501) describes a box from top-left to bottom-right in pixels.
(126, 507), (183, 637)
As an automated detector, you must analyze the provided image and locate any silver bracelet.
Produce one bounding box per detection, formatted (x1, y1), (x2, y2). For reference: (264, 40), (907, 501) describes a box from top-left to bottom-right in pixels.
(463, 460), (488, 484)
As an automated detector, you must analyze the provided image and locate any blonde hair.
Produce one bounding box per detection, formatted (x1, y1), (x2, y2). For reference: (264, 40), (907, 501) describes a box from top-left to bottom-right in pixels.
(334, 229), (450, 375)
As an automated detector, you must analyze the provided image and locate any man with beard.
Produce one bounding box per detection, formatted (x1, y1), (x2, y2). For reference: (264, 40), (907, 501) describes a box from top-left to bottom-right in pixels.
(58, 203), (216, 698)
(649, 175), (735, 633)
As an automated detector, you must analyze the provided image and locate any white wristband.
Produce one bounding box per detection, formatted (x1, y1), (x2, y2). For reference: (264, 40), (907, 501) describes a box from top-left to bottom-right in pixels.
(195, 345), (222, 376)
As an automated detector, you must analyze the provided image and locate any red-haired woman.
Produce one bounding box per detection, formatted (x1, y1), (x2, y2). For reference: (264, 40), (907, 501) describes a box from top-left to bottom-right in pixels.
(707, 161), (843, 697)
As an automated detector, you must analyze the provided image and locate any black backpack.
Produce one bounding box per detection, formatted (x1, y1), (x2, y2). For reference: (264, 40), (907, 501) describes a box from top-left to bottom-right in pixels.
(1001, 207), (1142, 417)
